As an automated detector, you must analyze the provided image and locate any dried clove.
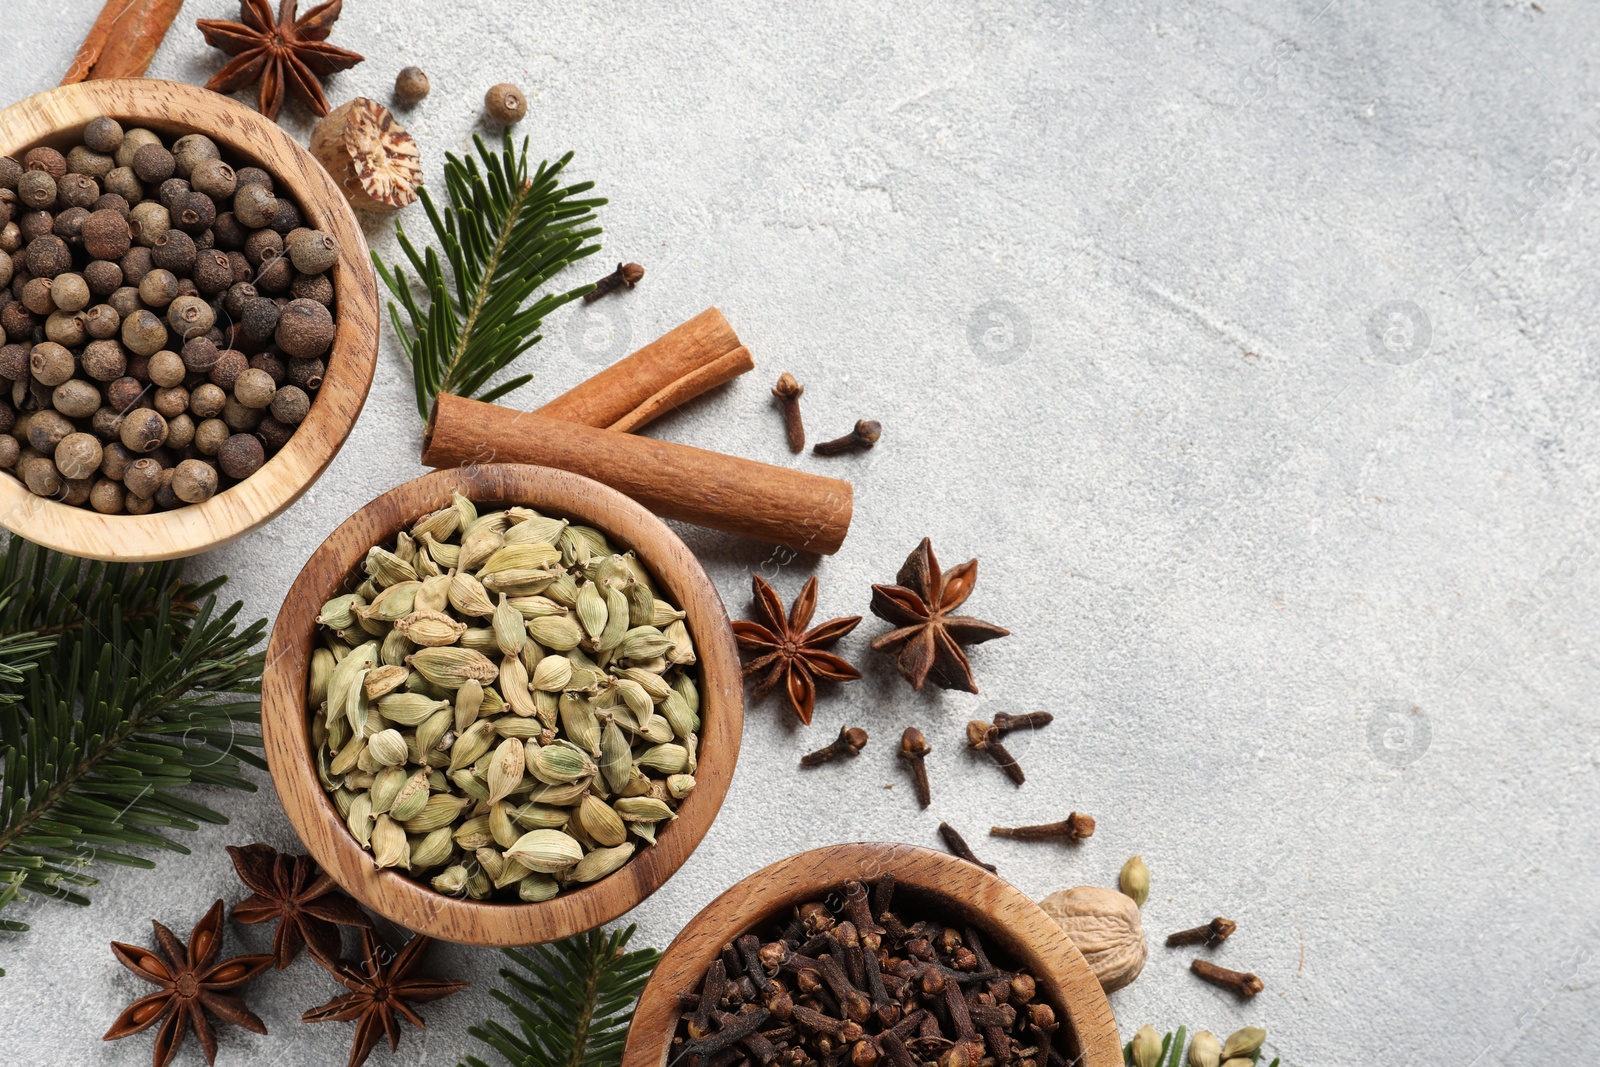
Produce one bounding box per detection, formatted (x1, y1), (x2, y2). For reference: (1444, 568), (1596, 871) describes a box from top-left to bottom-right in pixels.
(937, 823), (997, 873)
(897, 727), (932, 808)
(1165, 917), (1237, 948)
(988, 813), (1095, 843)
(800, 725), (869, 768)
(772, 372), (805, 453)
(1190, 958), (1264, 997)
(813, 419), (882, 456)
(965, 721), (1025, 785)
(583, 261), (644, 303)
(990, 711), (1053, 737)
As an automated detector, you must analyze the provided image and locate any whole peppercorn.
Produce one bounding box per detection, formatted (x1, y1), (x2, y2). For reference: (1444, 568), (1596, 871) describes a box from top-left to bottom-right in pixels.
(286, 229), (339, 274)
(253, 256), (292, 294)
(234, 166), (274, 194)
(276, 298), (335, 358)
(123, 456), (163, 498)
(114, 128), (161, 170)
(153, 471), (181, 510)
(233, 182), (277, 229)
(0, 400), (11, 435)
(193, 417), (229, 455)
(248, 351), (285, 385)
(174, 191), (216, 236)
(147, 349), (185, 388)
(23, 147), (66, 180)
(157, 177), (191, 210)
(83, 117), (124, 155)
(289, 271), (333, 306)
(67, 146), (114, 180)
(89, 477), (124, 514)
(189, 382), (226, 418)
(54, 431), (103, 480)
(82, 258), (123, 296)
(167, 294), (215, 339)
(485, 83), (528, 125)
(131, 142), (176, 184)
(232, 367), (277, 409)
(286, 357), (324, 391)
(19, 209), (53, 244)
(1, 302), (36, 342)
(171, 458), (219, 503)
(171, 134), (220, 179)
(151, 228), (197, 273)
(0, 343), (28, 380)
(81, 338), (128, 381)
(268, 197), (301, 235)
(29, 342), (75, 387)
(153, 386), (189, 419)
(102, 166), (143, 205)
(129, 201), (170, 247)
(25, 234), (71, 278)
(269, 384), (311, 425)
(100, 441), (136, 479)
(395, 66), (431, 104)
(223, 281), (259, 319)
(27, 409), (74, 452)
(256, 415), (294, 452)
(212, 212), (247, 250)
(106, 376), (144, 412)
(56, 173), (100, 210)
(180, 336), (221, 373)
(208, 349), (248, 390)
(83, 304), (120, 340)
(193, 249), (232, 294)
(119, 407), (168, 453)
(45, 310), (88, 348)
(222, 395), (261, 431)
(91, 192), (130, 218)
(21, 277), (55, 315)
(227, 251), (252, 284)
(50, 273), (90, 313)
(165, 411), (195, 450)
(52, 206), (90, 243)
(0, 435), (19, 470)
(16, 171), (57, 211)
(107, 285), (141, 317)
(89, 405), (122, 440)
(217, 432), (264, 479)
(138, 268), (180, 307)
(242, 227), (283, 268)
(0, 156), (18, 189)
(189, 158), (236, 201)
(19, 455), (63, 498)
(52, 380), (102, 420)
(125, 491), (153, 514)
(121, 308), (168, 355)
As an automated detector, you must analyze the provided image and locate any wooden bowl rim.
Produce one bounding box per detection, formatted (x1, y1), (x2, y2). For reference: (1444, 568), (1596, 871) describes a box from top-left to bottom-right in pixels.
(0, 79), (378, 561)
(622, 842), (1123, 1067)
(261, 464), (744, 946)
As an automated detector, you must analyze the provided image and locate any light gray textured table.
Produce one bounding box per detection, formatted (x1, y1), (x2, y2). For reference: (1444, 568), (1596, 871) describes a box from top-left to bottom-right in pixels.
(3, 1), (1597, 1064)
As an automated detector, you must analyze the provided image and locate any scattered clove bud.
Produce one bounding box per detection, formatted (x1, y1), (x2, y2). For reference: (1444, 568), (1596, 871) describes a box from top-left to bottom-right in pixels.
(772, 372), (805, 453)
(937, 822), (996, 873)
(583, 261), (644, 303)
(897, 727), (931, 808)
(965, 720), (1024, 785)
(1165, 917), (1237, 947)
(800, 725), (869, 768)
(1190, 958), (1264, 998)
(813, 419), (882, 456)
(990, 711), (1053, 736)
(989, 812), (1094, 842)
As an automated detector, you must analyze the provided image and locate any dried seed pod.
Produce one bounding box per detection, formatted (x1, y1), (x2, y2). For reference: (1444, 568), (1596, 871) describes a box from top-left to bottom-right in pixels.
(504, 829), (584, 874)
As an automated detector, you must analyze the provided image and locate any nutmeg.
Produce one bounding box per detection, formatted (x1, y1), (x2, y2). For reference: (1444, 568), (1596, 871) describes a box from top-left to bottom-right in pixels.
(1037, 886), (1147, 993)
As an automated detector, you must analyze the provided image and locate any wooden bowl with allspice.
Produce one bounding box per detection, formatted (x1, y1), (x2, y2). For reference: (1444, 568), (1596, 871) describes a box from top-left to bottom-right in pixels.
(623, 843), (1123, 1067)
(261, 464), (745, 946)
(0, 79), (378, 561)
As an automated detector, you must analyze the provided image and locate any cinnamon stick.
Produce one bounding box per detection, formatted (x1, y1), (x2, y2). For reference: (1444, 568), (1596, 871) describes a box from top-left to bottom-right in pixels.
(423, 394), (852, 555)
(63, 0), (186, 84)
(537, 307), (743, 430)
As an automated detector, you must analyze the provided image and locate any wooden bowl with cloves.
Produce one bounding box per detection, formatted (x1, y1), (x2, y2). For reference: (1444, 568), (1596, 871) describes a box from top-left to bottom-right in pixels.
(623, 843), (1123, 1067)
(0, 79), (378, 561)
(260, 464), (744, 946)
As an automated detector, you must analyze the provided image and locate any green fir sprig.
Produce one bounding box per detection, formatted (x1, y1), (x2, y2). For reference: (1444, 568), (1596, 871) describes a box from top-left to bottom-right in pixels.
(0, 538), (266, 973)
(460, 925), (660, 1067)
(376, 132), (607, 421)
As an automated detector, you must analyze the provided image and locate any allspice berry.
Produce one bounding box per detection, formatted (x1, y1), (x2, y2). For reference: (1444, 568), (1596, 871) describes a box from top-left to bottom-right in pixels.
(485, 83), (528, 125)
(123, 456), (163, 498)
(83, 303), (121, 339)
(52, 380), (102, 420)
(131, 142), (176, 184)
(395, 66), (431, 105)
(106, 376), (144, 412)
(25, 234), (72, 278)
(275, 298), (335, 358)
(0, 435), (20, 470)
(83, 258), (123, 296)
(119, 407), (168, 453)
(89, 477), (124, 514)
(81, 339), (128, 381)
(171, 458), (218, 504)
(232, 367), (277, 409)
(54, 431), (103, 480)
(16, 170), (56, 211)
(189, 383), (226, 418)
(83, 117), (124, 155)
(286, 229), (339, 274)
(217, 432), (264, 479)
(194, 417), (229, 455)
(171, 134), (220, 179)
(208, 349), (248, 391)
(148, 349), (186, 388)
(29, 342), (75, 387)
(19, 455), (62, 498)
(166, 294), (215, 339)
(189, 158), (236, 201)
(51, 273), (90, 313)
(138, 267), (180, 307)
(121, 308), (168, 356)
(269, 384), (310, 425)
(165, 411), (195, 450)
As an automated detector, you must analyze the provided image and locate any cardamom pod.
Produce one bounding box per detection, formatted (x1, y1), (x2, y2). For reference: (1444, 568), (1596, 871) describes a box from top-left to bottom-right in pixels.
(454, 678), (484, 733)
(570, 842), (635, 883)
(487, 737), (526, 804)
(528, 615), (584, 651)
(481, 567), (560, 597)
(482, 543), (562, 575)
(613, 796), (674, 823)
(492, 717), (544, 740)
(620, 626), (674, 660)
(363, 664), (410, 701)
(492, 595), (525, 657)
(599, 583), (630, 651)
(389, 768), (433, 821)
(453, 814), (494, 851)
(531, 655), (574, 693)
(371, 813), (409, 869)
(615, 678), (654, 727)
(623, 579), (655, 627)
(377, 692), (449, 727)
(448, 571), (496, 618)
(576, 579), (608, 640)
(1221, 1028), (1266, 1059)
(370, 766), (407, 814)
(508, 595), (567, 619)
(459, 523), (504, 572)
(413, 708), (452, 766)
(574, 793), (628, 847)
(408, 646), (498, 688)
(491, 853), (534, 890)
(1187, 1032), (1221, 1067)
(518, 873), (560, 902)
(637, 743), (690, 774)
(1130, 1026), (1162, 1067)
(559, 693), (601, 754)
(432, 864), (470, 895)
(402, 793), (470, 834)
(396, 609), (468, 648)
(523, 779), (591, 806)
(413, 505), (460, 544)
(327, 641), (379, 733)
(1120, 855), (1150, 907)
(330, 734), (366, 777)
(410, 826), (454, 870)
(365, 546), (418, 587)
(599, 719), (632, 794)
(673, 672), (699, 714)
(663, 619), (696, 665)
(347, 790), (373, 847)
(307, 647), (335, 709)
(661, 691), (698, 739)
(447, 719), (498, 774)
(363, 580), (421, 622)
(505, 828), (584, 873)
(650, 600), (686, 628)
(528, 742), (594, 785)
(666, 774), (696, 800)
(318, 593), (367, 631)
(506, 802), (569, 830)
(503, 514), (567, 547)
(380, 627), (410, 668)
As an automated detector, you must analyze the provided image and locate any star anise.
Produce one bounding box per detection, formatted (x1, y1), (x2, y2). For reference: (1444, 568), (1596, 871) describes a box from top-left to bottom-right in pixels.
(303, 927), (469, 1067)
(870, 538), (1010, 693)
(198, 0), (365, 121)
(227, 842), (370, 969)
(103, 900), (274, 1067)
(732, 574), (862, 725)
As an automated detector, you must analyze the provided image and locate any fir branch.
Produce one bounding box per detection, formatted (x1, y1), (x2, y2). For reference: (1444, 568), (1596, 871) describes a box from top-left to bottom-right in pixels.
(0, 538), (266, 959)
(460, 925), (660, 1067)
(376, 132), (607, 421)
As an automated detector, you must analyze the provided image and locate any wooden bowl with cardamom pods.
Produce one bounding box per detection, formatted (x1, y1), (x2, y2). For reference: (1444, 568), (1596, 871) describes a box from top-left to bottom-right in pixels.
(622, 843), (1123, 1067)
(0, 79), (378, 560)
(260, 464), (744, 946)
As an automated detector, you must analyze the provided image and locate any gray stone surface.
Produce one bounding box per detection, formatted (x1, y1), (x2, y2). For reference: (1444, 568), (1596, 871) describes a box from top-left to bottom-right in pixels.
(3, 0), (1598, 1063)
